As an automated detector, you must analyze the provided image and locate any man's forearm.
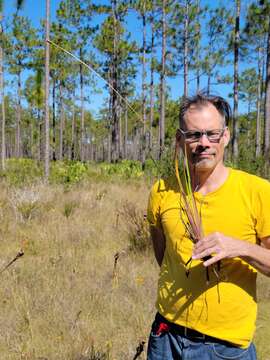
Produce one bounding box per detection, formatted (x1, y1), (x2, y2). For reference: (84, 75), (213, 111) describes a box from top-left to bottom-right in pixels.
(241, 242), (270, 277)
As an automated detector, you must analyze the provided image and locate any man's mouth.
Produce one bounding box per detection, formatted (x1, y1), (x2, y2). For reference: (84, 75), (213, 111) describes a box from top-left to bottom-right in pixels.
(193, 152), (214, 158)
(191, 152), (215, 163)
(197, 153), (213, 157)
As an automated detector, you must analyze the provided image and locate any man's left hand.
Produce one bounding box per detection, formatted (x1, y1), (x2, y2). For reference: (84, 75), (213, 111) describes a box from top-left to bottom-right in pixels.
(192, 232), (248, 267)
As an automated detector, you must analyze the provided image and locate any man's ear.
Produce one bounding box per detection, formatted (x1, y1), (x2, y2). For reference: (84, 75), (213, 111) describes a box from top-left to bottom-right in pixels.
(176, 129), (185, 152)
(176, 129), (181, 143)
(223, 127), (230, 147)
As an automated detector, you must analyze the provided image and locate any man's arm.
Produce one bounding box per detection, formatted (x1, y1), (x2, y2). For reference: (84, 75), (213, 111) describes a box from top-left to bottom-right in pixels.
(192, 233), (270, 276)
(150, 225), (166, 267)
(241, 236), (270, 276)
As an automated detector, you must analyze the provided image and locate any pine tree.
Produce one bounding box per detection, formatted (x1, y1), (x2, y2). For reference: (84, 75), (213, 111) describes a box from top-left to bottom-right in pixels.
(6, 14), (36, 157)
(94, 2), (136, 162)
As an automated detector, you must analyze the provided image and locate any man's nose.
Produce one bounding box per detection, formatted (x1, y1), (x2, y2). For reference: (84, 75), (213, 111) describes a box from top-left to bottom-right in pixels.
(198, 133), (211, 146)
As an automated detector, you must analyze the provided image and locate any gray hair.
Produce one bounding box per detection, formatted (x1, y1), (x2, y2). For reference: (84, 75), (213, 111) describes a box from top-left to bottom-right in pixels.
(179, 92), (232, 128)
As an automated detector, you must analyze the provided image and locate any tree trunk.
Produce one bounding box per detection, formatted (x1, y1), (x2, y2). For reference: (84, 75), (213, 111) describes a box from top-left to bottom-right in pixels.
(0, 23), (6, 170)
(141, 3), (146, 163)
(71, 92), (76, 160)
(38, 109), (42, 161)
(149, 15), (155, 152)
(107, 126), (111, 163)
(124, 105), (128, 158)
(52, 79), (56, 160)
(111, 0), (120, 162)
(44, 0), (50, 179)
(264, 16), (270, 162)
(15, 71), (21, 158)
(183, 0), (189, 98)
(159, 0), (166, 159)
(79, 47), (85, 162)
(207, 72), (211, 94)
(119, 104), (122, 159)
(256, 46), (263, 158)
(195, 0), (201, 93)
(59, 82), (64, 160)
(29, 116), (33, 158)
(232, 0), (240, 160)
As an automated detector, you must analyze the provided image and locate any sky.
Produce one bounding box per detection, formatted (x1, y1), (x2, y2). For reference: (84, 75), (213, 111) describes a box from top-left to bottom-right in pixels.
(4, 0), (251, 116)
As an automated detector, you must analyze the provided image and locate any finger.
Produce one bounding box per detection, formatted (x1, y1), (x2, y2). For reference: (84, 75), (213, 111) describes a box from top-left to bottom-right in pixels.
(203, 253), (223, 267)
(194, 238), (216, 252)
(192, 246), (218, 260)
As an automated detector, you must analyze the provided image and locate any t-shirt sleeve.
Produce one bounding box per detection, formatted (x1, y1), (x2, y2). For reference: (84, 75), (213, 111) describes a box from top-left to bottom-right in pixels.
(147, 179), (165, 229)
(254, 177), (270, 239)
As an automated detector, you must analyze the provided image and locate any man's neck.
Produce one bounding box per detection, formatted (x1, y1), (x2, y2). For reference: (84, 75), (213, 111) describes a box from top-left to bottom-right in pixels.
(191, 164), (229, 195)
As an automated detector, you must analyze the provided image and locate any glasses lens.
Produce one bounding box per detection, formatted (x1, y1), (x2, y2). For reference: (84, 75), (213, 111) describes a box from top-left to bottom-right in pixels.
(207, 130), (223, 141)
(185, 131), (201, 141)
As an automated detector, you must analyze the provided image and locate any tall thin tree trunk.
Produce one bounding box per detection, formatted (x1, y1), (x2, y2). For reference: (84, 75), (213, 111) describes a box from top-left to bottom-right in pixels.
(124, 104), (128, 158)
(141, 2), (147, 163)
(195, 0), (200, 93)
(52, 80), (56, 160)
(207, 73), (211, 95)
(196, 69), (200, 92)
(159, 0), (166, 159)
(44, 0), (50, 179)
(107, 127), (111, 163)
(119, 105), (122, 159)
(0, 22), (5, 169)
(111, 0), (120, 162)
(15, 72), (21, 158)
(79, 47), (85, 162)
(183, 0), (189, 99)
(59, 83), (64, 160)
(29, 116), (33, 158)
(38, 109), (42, 161)
(71, 92), (76, 160)
(256, 46), (263, 158)
(232, 0), (240, 160)
(264, 16), (270, 162)
(149, 16), (155, 153)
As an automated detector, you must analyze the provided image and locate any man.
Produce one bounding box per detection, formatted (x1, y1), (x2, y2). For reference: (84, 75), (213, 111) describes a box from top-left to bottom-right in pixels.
(147, 93), (270, 360)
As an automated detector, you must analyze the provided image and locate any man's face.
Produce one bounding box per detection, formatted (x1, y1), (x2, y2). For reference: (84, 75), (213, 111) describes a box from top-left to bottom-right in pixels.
(180, 103), (230, 173)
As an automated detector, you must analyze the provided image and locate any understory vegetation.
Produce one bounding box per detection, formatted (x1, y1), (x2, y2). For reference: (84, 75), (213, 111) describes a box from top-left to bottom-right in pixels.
(0, 160), (269, 359)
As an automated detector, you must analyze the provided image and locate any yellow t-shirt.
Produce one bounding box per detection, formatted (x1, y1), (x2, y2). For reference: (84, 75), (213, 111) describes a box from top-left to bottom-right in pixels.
(147, 168), (270, 348)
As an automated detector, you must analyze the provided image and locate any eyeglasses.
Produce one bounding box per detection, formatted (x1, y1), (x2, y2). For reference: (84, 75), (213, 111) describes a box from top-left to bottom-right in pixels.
(179, 128), (226, 143)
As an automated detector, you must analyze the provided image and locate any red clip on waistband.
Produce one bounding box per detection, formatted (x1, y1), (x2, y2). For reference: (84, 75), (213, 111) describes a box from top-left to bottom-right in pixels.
(156, 322), (170, 336)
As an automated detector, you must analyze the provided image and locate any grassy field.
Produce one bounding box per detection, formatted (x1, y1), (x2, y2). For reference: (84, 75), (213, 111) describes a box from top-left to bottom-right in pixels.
(0, 177), (269, 359)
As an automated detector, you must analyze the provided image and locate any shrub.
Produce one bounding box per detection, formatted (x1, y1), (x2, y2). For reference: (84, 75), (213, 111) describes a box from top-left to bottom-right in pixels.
(50, 161), (88, 184)
(0, 158), (42, 186)
(120, 201), (150, 252)
(100, 160), (143, 179)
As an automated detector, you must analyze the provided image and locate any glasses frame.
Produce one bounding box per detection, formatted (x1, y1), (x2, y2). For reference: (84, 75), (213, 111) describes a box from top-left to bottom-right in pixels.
(179, 127), (227, 143)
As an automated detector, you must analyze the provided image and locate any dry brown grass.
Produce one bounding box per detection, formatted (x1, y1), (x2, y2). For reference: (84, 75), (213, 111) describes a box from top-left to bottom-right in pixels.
(0, 180), (157, 360)
(0, 179), (269, 359)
